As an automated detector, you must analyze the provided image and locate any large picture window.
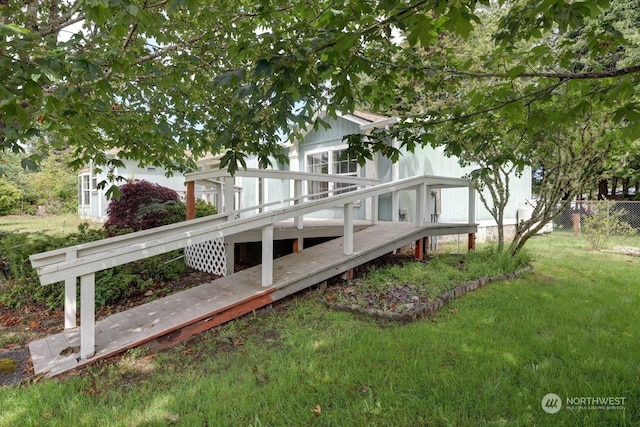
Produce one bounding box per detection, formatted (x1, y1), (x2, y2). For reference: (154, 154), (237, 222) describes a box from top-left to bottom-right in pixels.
(306, 148), (358, 198)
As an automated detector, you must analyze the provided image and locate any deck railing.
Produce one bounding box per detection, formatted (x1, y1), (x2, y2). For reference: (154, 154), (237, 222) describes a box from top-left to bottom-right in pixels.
(30, 172), (475, 360)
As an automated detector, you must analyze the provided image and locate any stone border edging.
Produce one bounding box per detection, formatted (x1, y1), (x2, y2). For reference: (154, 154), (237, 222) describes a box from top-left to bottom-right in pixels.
(320, 265), (535, 322)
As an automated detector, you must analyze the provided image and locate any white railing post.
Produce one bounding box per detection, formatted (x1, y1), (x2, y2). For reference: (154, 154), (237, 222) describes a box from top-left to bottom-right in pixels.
(416, 182), (426, 227)
(215, 181), (223, 212)
(294, 180), (303, 230)
(64, 250), (77, 329)
(223, 176), (235, 220)
(223, 176), (235, 275)
(294, 179), (304, 251)
(344, 202), (354, 255)
(80, 273), (95, 359)
(425, 185), (433, 223)
(468, 185), (476, 224)
(371, 194), (378, 225)
(392, 189), (400, 222)
(262, 224), (273, 287)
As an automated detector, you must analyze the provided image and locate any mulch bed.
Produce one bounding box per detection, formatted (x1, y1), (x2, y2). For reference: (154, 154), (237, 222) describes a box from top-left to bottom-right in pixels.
(320, 265), (534, 322)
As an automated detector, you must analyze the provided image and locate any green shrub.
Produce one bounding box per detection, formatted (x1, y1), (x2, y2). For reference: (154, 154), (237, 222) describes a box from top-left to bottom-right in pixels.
(0, 223), (187, 309)
(0, 179), (21, 215)
(0, 224), (106, 308)
(583, 200), (637, 250)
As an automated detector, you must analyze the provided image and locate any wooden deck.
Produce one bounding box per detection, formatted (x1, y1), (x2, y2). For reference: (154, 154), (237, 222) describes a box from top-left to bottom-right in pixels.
(29, 221), (476, 377)
(225, 217), (373, 243)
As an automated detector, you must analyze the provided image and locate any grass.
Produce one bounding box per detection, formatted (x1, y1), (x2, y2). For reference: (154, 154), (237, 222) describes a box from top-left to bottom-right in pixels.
(0, 214), (98, 235)
(351, 248), (531, 301)
(1, 232), (639, 426)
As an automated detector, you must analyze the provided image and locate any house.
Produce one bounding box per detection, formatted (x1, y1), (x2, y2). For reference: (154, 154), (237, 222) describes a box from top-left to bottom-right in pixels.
(78, 157), (188, 222)
(196, 111), (532, 242)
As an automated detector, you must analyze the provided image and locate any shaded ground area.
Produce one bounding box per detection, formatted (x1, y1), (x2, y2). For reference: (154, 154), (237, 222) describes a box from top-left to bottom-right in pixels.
(0, 270), (219, 386)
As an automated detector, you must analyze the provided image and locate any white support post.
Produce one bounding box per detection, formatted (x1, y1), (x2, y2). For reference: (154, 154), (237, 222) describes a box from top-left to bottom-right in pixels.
(344, 202), (354, 255)
(416, 183), (426, 227)
(80, 273), (95, 359)
(223, 176), (235, 220)
(225, 243), (234, 275)
(64, 250), (77, 329)
(262, 224), (273, 287)
(468, 186), (476, 224)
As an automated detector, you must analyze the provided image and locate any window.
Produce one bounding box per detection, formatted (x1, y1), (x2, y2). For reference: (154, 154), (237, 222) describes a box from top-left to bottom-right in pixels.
(332, 149), (358, 194)
(306, 148), (358, 198)
(78, 174), (91, 206)
(306, 152), (329, 199)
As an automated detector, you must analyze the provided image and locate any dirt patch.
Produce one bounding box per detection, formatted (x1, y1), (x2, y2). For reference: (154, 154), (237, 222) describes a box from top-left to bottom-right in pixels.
(0, 348), (30, 386)
(609, 246), (640, 257)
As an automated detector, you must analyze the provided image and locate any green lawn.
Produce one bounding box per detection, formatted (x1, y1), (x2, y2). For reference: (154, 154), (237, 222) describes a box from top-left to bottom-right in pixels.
(0, 214), (97, 235)
(1, 233), (639, 426)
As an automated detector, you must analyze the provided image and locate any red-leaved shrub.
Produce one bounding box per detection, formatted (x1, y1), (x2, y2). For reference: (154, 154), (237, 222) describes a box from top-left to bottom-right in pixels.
(104, 180), (181, 235)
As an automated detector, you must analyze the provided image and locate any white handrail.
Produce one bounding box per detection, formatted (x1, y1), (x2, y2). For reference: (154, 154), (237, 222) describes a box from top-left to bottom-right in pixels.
(32, 174), (470, 281)
(29, 176), (469, 278)
(185, 167), (380, 185)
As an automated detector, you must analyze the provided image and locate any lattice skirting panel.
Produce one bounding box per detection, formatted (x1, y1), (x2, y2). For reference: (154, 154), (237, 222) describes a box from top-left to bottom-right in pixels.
(184, 238), (227, 275)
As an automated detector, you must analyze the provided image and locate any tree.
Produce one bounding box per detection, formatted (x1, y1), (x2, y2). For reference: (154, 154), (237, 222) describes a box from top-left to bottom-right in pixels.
(0, 148), (77, 214)
(3, 0), (637, 180)
(348, 0), (638, 254)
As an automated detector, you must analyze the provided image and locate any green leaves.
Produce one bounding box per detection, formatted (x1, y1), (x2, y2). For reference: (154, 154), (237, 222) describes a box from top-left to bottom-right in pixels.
(1, 0), (638, 180)
(219, 150), (247, 176)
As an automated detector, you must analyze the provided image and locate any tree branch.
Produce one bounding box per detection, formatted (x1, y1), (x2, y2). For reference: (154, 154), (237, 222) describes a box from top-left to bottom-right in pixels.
(446, 63), (640, 81)
(39, 1), (84, 37)
(133, 34), (206, 65)
(415, 78), (570, 127)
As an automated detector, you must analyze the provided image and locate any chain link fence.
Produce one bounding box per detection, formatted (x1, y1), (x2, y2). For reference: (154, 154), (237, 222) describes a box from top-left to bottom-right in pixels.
(553, 200), (640, 232)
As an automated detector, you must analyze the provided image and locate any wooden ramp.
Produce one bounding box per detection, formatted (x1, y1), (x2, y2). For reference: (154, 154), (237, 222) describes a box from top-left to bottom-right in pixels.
(29, 221), (475, 377)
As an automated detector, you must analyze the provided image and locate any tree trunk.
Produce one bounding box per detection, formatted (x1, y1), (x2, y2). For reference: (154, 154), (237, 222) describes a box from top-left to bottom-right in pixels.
(611, 177), (619, 198)
(598, 179), (608, 200)
(496, 210), (504, 252)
